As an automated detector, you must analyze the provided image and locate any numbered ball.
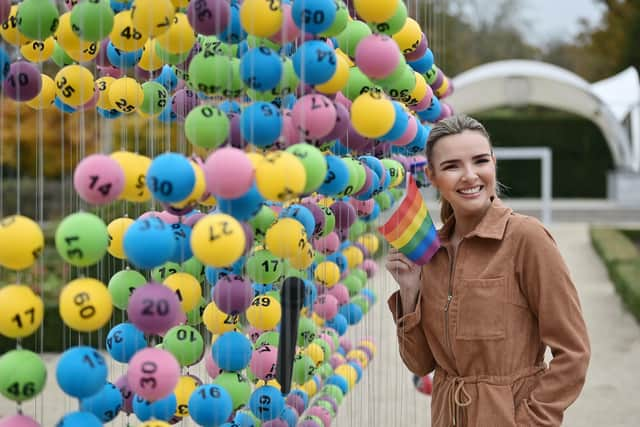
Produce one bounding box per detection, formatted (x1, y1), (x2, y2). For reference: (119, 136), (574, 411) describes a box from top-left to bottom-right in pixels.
(249, 344), (278, 381)
(291, 95), (336, 141)
(240, 46), (283, 91)
(16, 0), (59, 40)
(133, 393), (177, 421)
(187, 0), (230, 35)
(0, 414), (39, 427)
(291, 0), (336, 35)
(162, 325), (205, 367)
(109, 10), (147, 51)
(55, 212), (109, 267)
(107, 269), (147, 310)
(54, 64), (95, 106)
(191, 213), (245, 268)
(250, 385), (285, 421)
(2, 61), (41, 102)
(106, 322), (147, 363)
(255, 151), (306, 202)
(0, 285), (43, 339)
(123, 216), (176, 269)
(239, 0), (282, 38)
(350, 91), (395, 139)
(189, 384), (233, 427)
(56, 346), (107, 398)
(0, 215), (44, 271)
(202, 301), (239, 335)
(128, 347), (180, 401)
(185, 105), (230, 149)
(292, 40), (336, 85)
(80, 382), (123, 423)
(163, 272), (201, 312)
(0, 350), (46, 402)
(73, 154), (125, 204)
(127, 283), (181, 335)
(108, 77), (144, 113)
(212, 330), (252, 371)
(131, 0), (175, 38)
(69, 0), (113, 42)
(106, 217), (133, 259)
(173, 375), (201, 418)
(20, 38), (55, 63)
(212, 274), (253, 315)
(246, 295), (281, 330)
(59, 278), (113, 332)
(146, 152), (196, 203)
(246, 249), (283, 284)
(54, 412), (102, 427)
(239, 101), (282, 148)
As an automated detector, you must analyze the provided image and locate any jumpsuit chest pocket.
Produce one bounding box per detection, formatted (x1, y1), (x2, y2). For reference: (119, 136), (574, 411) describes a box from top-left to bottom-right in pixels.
(456, 277), (506, 340)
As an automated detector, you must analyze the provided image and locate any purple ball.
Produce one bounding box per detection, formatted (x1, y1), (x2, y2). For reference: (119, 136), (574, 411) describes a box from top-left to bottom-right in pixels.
(171, 88), (199, 121)
(404, 33), (428, 62)
(285, 395), (306, 415)
(127, 283), (182, 335)
(114, 374), (134, 414)
(334, 226), (349, 242)
(3, 61), (41, 101)
(212, 275), (254, 315)
(95, 39), (112, 67)
(430, 68), (444, 91)
(187, 0), (230, 35)
(0, 0), (10, 25)
(184, 212), (206, 227)
(174, 43), (201, 72)
(299, 420), (322, 427)
(355, 344), (374, 360)
(373, 142), (392, 157)
(343, 124), (377, 154)
(330, 200), (356, 229)
(224, 112), (247, 148)
(241, 222), (254, 254)
(300, 202), (325, 236)
(322, 101), (350, 142)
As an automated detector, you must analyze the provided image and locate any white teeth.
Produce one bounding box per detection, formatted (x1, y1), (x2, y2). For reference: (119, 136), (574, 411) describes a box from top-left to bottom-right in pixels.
(459, 186), (481, 195)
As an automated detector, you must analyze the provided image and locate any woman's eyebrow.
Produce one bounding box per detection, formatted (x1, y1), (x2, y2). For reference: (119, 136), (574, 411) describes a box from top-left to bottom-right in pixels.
(439, 153), (491, 167)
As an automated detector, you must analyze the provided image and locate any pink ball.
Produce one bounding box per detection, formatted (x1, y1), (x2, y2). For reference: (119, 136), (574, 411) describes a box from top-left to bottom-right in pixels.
(269, 3), (300, 44)
(291, 94), (337, 140)
(339, 336), (352, 352)
(355, 34), (400, 80)
(156, 210), (181, 224)
(0, 414), (39, 427)
(183, 212), (206, 227)
(362, 259), (378, 278)
(212, 275), (254, 315)
(171, 89), (199, 121)
(127, 283), (182, 335)
(318, 333), (336, 352)
(307, 406), (331, 427)
(128, 348), (180, 401)
(73, 154), (125, 204)
(392, 114), (418, 146)
(334, 91), (352, 110)
(98, 65), (124, 78)
(204, 349), (222, 379)
(328, 283), (349, 306)
(350, 198), (374, 216)
(204, 147), (254, 199)
(313, 294), (339, 320)
(329, 353), (345, 369)
(138, 211), (161, 221)
(246, 325), (264, 343)
(286, 394), (306, 415)
(249, 344), (278, 381)
(78, 87), (100, 111)
(409, 88), (434, 113)
(313, 232), (340, 254)
(115, 374), (135, 414)
(278, 109), (298, 148)
(263, 420), (289, 427)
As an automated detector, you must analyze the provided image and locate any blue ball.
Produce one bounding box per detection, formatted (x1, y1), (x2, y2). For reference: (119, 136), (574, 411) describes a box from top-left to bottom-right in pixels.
(380, 168), (392, 192)
(325, 252), (347, 273)
(380, 101), (409, 142)
(80, 382), (123, 422)
(417, 96), (441, 123)
(325, 374), (349, 394)
(216, 184), (265, 221)
(96, 107), (122, 119)
(219, 100), (242, 115)
(169, 223), (193, 263)
(408, 48), (435, 74)
(0, 47), (10, 80)
(219, 2), (247, 44)
(339, 302), (363, 325)
(280, 405), (299, 427)
(253, 282), (274, 297)
(330, 140), (349, 156)
(289, 388), (309, 408)
(347, 360), (363, 382)
(292, 40), (337, 85)
(240, 102), (282, 148)
(212, 331), (252, 371)
(237, 40), (250, 58)
(281, 93), (297, 109)
(107, 42), (143, 68)
(133, 393), (177, 421)
(353, 170), (379, 201)
(146, 152), (196, 203)
(280, 204), (315, 238)
(303, 279), (317, 308)
(240, 47), (283, 91)
(56, 346), (107, 399)
(249, 385), (285, 422)
(155, 65), (178, 92)
(361, 288), (377, 304)
(54, 96), (77, 113)
(291, 0), (336, 34)
(324, 313), (348, 336)
(360, 202), (380, 222)
(106, 323), (147, 363)
(123, 216), (176, 269)
(317, 155), (349, 196)
(157, 102), (178, 123)
(233, 410), (258, 426)
(358, 155), (385, 182)
(401, 122), (428, 155)
(189, 385), (233, 426)
(55, 411), (103, 427)
(110, 0), (132, 12)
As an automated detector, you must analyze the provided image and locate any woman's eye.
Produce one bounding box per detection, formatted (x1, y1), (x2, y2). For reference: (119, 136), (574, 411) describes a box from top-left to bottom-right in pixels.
(476, 158), (489, 164)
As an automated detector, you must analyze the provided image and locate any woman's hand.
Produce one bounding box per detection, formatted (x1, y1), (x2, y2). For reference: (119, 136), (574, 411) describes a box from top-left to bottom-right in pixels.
(385, 248), (422, 295)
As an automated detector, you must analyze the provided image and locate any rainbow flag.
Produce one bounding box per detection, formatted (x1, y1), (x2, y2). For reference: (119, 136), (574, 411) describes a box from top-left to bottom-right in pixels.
(378, 174), (441, 265)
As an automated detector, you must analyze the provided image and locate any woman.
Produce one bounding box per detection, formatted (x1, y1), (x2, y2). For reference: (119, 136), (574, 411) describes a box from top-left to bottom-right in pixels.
(386, 114), (590, 427)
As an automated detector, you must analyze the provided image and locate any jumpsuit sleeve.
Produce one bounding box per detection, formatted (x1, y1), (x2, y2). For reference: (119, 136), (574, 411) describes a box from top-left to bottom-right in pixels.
(515, 218), (591, 427)
(387, 289), (436, 377)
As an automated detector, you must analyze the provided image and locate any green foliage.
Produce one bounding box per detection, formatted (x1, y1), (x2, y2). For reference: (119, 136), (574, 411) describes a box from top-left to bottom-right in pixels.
(590, 227), (639, 268)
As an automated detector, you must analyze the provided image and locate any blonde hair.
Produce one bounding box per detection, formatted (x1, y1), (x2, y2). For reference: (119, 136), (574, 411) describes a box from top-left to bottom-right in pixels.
(425, 114), (498, 223)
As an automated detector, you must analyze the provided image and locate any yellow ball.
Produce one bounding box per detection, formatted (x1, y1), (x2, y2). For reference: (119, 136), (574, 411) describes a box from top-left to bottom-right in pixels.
(245, 152), (264, 169)
(315, 51), (348, 94)
(346, 349), (369, 368)
(110, 151), (152, 202)
(335, 363), (357, 389)
(342, 245), (364, 269)
(313, 261), (340, 287)
(191, 214), (245, 268)
(354, 0), (398, 23)
(288, 243), (314, 270)
(202, 301), (238, 334)
(300, 378), (318, 397)
(359, 339), (377, 357)
(138, 39), (164, 72)
(139, 422), (171, 427)
(55, 12), (93, 53)
(66, 40), (100, 62)
(26, 74), (56, 110)
(173, 375), (200, 418)
(131, 0), (176, 38)
(108, 77), (144, 113)
(246, 295), (281, 330)
(264, 218), (306, 259)
(110, 10), (148, 52)
(95, 76), (116, 110)
(0, 285), (44, 339)
(311, 312), (324, 327)
(356, 233), (379, 255)
(163, 273), (201, 313)
(240, 0), (283, 38)
(392, 17), (421, 54)
(107, 217), (134, 259)
(155, 13), (196, 55)
(171, 0), (190, 7)
(407, 71), (427, 106)
(59, 278), (113, 332)
(1, 5), (30, 46)
(55, 64), (96, 107)
(317, 197), (334, 208)
(20, 38), (55, 63)
(255, 151), (306, 202)
(0, 215), (44, 271)
(303, 343), (325, 366)
(350, 91), (395, 138)
(435, 76), (450, 98)
(172, 161), (206, 209)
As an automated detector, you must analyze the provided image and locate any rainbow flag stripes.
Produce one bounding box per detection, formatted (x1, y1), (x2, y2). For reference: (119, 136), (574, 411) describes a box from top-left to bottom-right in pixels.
(378, 174), (441, 265)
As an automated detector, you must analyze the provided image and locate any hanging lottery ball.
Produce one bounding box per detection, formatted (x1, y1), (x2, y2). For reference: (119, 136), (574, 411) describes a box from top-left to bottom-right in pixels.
(291, 0), (336, 35)
(106, 217), (133, 259)
(0, 285), (43, 339)
(133, 392), (177, 422)
(367, 0), (406, 35)
(239, 46), (282, 91)
(140, 81), (169, 116)
(255, 151), (306, 202)
(106, 322), (147, 364)
(212, 275), (253, 315)
(0, 350), (46, 402)
(73, 154), (125, 205)
(335, 19), (371, 58)
(107, 42), (143, 68)
(110, 10), (147, 52)
(146, 152), (195, 203)
(55, 212), (109, 267)
(139, 422), (171, 427)
(0, 46), (9, 82)
(163, 272), (201, 312)
(163, 325), (205, 367)
(55, 412), (102, 427)
(80, 382), (123, 423)
(351, 91), (396, 138)
(355, 34), (401, 80)
(56, 347), (107, 398)
(70, 0), (113, 42)
(2, 61), (41, 102)
(55, 64), (95, 107)
(0, 5), (28, 46)
(174, 375), (201, 418)
(264, 217), (306, 258)
(213, 371), (251, 411)
(0, 414), (39, 427)
(246, 295), (281, 330)
(392, 17), (421, 54)
(250, 344), (278, 381)
(112, 151), (152, 202)
(127, 347), (180, 401)
(240, 0), (282, 38)
(108, 77), (144, 113)
(107, 269), (147, 310)
(171, 88), (199, 121)
(246, 249), (283, 284)
(292, 40), (336, 85)
(20, 37), (55, 63)
(26, 75), (55, 109)
(130, 0), (175, 38)
(187, 0), (230, 35)
(114, 374), (135, 414)
(189, 384), (233, 427)
(240, 101), (282, 148)
(314, 261), (340, 287)
(127, 283), (181, 335)
(202, 301), (239, 335)
(185, 105), (229, 149)
(0, 215), (44, 271)
(191, 213), (245, 268)
(15, 0), (59, 40)
(291, 95), (336, 141)
(59, 278), (113, 332)
(156, 12), (195, 54)
(250, 385), (285, 422)
(317, 155), (349, 197)
(354, 0), (398, 23)
(315, 50), (348, 95)
(212, 330), (252, 371)
(203, 147), (254, 199)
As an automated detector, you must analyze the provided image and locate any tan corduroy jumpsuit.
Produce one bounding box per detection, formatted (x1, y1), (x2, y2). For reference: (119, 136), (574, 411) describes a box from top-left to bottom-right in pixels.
(388, 199), (590, 427)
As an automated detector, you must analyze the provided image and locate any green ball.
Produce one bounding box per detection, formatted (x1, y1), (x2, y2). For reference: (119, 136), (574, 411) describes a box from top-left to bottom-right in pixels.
(374, 191), (392, 210)
(246, 34), (281, 50)
(343, 273), (362, 297)
(213, 371), (252, 411)
(389, 186), (404, 200)
(182, 257), (205, 283)
(0, 350), (47, 402)
(335, 19), (371, 58)
(186, 296), (207, 325)
(199, 35), (235, 57)
(246, 88), (278, 102)
(271, 57), (298, 98)
(351, 268), (368, 287)
(381, 158), (405, 186)
(189, 53), (232, 95)
(320, 384), (344, 405)
(424, 64), (438, 85)
(320, 206), (335, 236)
(315, 398), (336, 417)
(378, 65), (416, 101)
(185, 105), (230, 149)
(156, 43), (191, 65)
(367, 0), (407, 36)
(16, 0), (59, 41)
(140, 81), (169, 115)
(311, 338), (331, 362)
(286, 144), (328, 194)
(343, 67), (375, 101)
(246, 249), (284, 284)
(297, 316), (317, 347)
(223, 57), (244, 98)
(337, 157), (366, 197)
(350, 295), (370, 314)
(315, 362), (334, 381)
(52, 42), (74, 67)
(55, 212), (108, 267)
(163, 325), (205, 367)
(349, 220), (367, 241)
(293, 354), (315, 385)
(107, 269), (147, 310)
(320, 327), (340, 350)
(249, 206), (276, 241)
(70, 0), (114, 42)
(255, 331), (279, 348)
(321, 0), (348, 37)
(151, 261), (182, 282)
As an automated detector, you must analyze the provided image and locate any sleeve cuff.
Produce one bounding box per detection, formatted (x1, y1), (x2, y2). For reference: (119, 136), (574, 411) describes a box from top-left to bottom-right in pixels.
(387, 290), (422, 330)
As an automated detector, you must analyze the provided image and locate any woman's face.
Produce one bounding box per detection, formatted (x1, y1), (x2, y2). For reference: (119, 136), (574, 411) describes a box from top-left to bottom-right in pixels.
(426, 130), (497, 219)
